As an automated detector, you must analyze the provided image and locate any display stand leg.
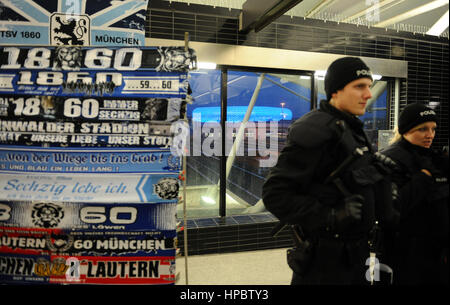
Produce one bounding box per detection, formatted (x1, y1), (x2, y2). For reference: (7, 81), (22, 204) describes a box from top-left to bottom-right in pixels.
(183, 31), (190, 285)
(182, 154), (189, 285)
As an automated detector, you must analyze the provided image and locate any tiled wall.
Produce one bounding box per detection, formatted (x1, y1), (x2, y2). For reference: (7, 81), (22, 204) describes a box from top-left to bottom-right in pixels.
(178, 213), (293, 255)
(147, 0), (449, 255)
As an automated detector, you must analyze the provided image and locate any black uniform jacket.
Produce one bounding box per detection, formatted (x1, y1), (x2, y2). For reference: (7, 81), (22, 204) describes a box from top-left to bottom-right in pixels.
(381, 138), (449, 284)
(262, 100), (391, 239)
(381, 138), (449, 239)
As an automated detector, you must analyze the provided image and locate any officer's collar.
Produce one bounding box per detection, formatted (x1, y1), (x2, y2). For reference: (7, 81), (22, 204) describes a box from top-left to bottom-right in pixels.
(399, 137), (432, 156)
(319, 100), (364, 130)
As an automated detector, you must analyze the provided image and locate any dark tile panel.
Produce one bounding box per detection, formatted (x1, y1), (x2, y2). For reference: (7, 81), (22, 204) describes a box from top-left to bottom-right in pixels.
(185, 219), (198, 229)
(176, 212), (293, 255)
(195, 218), (217, 227)
(250, 213), (276, 222)
(196, 15), (217, 23)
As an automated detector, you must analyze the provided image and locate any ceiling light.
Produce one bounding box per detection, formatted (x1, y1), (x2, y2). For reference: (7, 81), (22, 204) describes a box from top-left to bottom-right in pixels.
(375, 0), (448, 28)
(427, 10), (449, 36)
(315, 70), (327, 78)
(372, 74), (382, 80)
(197, 62), (217, 69)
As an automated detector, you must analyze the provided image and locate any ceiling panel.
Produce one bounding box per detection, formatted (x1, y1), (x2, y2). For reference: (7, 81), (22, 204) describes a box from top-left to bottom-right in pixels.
(161, 0), (449, 37)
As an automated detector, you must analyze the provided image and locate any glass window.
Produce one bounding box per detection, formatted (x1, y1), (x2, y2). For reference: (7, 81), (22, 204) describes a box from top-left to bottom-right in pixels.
(180, 69), (221, 218)
(180, 68), (388, 219)
(360, 80), (388, 151)
(225, 71), (312, 215)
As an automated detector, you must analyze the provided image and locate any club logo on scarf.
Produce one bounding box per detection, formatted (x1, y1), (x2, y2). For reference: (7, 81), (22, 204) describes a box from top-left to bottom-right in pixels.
(53, 46), (83, 70)
(50, 13), (90, 46)
(31, 202), (65, 228)
(167, 155), (181, 170)
(154, 178), (179, 200)
(157, 47), (197, 72)
(45, 233), (74, 252)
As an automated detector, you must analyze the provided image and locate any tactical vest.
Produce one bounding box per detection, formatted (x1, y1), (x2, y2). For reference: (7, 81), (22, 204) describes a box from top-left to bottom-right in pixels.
(293, 110), (393, 238)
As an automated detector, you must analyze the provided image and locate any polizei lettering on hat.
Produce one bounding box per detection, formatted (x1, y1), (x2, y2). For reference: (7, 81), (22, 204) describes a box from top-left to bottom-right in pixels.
(420, 110), (436, 116)
(356, 69), (371, 76)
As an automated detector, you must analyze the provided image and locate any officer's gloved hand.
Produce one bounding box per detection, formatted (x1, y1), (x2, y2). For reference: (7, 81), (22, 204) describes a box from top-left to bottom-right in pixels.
(333, 195), (364, 232)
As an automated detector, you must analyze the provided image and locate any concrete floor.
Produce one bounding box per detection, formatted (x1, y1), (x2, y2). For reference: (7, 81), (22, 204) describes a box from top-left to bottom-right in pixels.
(176, 247), (292, 285)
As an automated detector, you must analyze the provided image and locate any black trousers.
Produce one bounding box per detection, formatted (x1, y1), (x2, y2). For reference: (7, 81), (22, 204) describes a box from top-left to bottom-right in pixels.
(290, 237), (370, 285)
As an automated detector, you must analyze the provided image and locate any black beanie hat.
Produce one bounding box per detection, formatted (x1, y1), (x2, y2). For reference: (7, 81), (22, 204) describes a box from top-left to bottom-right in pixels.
(398, 103), (437, 134)
(324, 57), (373, 101)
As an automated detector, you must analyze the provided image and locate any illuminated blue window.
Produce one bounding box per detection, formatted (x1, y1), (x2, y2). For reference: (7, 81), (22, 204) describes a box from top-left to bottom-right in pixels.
(192, 106), (293, 122)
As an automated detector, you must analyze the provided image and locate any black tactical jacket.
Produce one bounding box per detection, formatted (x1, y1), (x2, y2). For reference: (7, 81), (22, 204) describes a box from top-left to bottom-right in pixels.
(381, 138), (449, 284)
(263, 100), (394, 239)
(381, 138), (448, 239)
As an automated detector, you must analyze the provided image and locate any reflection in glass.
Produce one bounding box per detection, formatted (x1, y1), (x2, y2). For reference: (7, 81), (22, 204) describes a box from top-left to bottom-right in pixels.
(180, 69), (221, 218)
(180, 68), (388, 219)
(225, 71), (312, 216)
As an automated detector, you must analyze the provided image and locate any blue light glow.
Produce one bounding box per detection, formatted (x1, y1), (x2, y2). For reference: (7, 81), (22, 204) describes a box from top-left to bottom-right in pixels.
(192, 106), (293, 122)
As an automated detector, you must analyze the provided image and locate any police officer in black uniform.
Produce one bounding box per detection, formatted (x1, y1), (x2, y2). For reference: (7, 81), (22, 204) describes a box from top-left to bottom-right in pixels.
(263, 57), (397, 285)
(381, 103), (449, 285)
